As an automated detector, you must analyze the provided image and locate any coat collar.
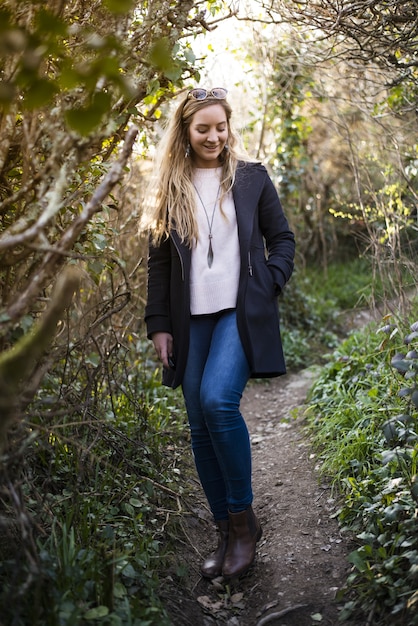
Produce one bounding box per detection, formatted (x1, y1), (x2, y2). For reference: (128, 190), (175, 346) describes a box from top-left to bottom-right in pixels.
(233, 162), (264, 249)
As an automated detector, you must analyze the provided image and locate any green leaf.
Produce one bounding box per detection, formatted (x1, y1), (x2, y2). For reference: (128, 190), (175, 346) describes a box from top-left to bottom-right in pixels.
(381, 448), (406, 465)
(391, 357), (409, 374)
(357, 531), (376, 544)
(103, 0), (135, 14)
(121, 563), (138, 579)
(123, 503), (134, 516)
(148, 38), (176, 73)
(382, 419), (399, 444)
(383, 503), (403, 522)
(411, 389), (418, 409)
(35, 8), (67, 36)
(0, 9), (12, 32)
(65, 92), (112, 135)
(113, 582), (127, 598)
(129, 498), (143, 508)
(348, 549), (368, 572)
(0, 80), (16, 105)
(92, 234), (107, 250)
(85, 353), (100, 367)
(58, 65), (82, 90)
(405, 331), (418, 344)
(23, 79), (59, 109)
(84, 605), (109, 619)
(184, 47), (196, 63)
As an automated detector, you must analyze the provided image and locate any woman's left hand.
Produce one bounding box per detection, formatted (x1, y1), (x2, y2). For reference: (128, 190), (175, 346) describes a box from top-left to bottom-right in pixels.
(151, 331), (174, 370)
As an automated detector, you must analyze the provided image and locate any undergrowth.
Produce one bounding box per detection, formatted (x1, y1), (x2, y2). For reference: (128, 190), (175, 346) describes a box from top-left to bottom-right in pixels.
(1, 255), (416, 624)
(280, 257), (384, 370)
(0, 337), (190, 625)
(306, 305), (418, 625)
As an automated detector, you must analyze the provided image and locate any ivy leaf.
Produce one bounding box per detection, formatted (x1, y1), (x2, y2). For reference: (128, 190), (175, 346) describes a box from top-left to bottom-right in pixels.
(411, 389), (418, 409)
(405, 331), (418, 344)
(391, 355), (409, 374)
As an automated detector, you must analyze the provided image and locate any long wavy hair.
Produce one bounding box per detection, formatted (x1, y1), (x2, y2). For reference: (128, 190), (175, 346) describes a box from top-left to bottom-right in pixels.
(146, 91), (253, 246)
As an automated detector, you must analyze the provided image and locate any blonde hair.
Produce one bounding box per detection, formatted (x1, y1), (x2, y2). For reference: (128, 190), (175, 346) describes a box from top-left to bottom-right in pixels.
(146, 91), (253, 246)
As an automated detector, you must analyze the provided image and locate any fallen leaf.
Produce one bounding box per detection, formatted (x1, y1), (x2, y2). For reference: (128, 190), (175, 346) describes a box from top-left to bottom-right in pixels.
(197, 595), (223, 612)
(231, 592), (244, 603)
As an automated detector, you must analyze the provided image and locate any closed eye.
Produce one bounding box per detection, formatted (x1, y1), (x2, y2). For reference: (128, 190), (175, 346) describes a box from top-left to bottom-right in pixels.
(195, 125), (227, 132)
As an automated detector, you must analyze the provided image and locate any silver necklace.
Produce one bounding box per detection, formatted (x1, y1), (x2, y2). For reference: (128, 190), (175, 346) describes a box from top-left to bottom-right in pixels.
(194, 183), (221, 268)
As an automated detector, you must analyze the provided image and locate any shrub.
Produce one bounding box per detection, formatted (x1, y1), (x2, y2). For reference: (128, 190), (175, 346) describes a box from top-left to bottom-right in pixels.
(306, 308), (418, 624)
(0, 337), (188, 625)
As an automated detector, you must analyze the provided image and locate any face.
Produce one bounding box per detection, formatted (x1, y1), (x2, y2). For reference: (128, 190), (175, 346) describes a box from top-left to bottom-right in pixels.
(188, 103), (229, 168)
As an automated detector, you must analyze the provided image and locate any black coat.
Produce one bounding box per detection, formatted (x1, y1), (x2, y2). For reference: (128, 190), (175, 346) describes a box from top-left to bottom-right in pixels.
(145, 161), (295, 388)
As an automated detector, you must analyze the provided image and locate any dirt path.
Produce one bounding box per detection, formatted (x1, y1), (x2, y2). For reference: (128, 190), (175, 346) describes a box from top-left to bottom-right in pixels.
(165, 368), (354, 626)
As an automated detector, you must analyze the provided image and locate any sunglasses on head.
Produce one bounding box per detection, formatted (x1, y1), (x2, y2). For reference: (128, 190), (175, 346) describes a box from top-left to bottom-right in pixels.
(187, 87), (228, 101)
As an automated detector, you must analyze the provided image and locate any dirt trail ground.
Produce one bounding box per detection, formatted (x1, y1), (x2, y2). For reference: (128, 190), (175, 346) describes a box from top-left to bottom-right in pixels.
(164, 366), (358, 626)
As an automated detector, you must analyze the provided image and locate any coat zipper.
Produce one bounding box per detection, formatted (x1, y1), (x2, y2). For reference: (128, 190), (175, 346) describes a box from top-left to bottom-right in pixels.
(248, 251), (253, 277)
(172, 236), (185, 281)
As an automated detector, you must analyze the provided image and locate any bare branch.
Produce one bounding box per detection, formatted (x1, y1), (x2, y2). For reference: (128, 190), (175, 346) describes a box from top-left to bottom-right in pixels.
(5, 126), (138, 322)
(0, 265), (81, 449)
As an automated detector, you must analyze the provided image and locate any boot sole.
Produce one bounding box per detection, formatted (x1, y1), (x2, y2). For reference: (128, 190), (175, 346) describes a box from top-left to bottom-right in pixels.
(200, 568), (222, 580)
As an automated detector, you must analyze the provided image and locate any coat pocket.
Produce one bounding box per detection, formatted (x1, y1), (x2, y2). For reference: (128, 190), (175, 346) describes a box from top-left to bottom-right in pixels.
(249, 250), (276, 300)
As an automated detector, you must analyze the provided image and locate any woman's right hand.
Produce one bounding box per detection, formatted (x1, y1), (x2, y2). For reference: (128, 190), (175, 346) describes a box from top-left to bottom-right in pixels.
(151, 332), (174, 370)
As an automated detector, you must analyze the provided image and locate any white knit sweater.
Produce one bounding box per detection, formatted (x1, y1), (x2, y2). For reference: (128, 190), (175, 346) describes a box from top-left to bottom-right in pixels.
(190, 168), (240, 315)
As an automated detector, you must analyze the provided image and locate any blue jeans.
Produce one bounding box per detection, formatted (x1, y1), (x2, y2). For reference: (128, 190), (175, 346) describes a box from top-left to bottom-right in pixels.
(182, 309), (252, 520)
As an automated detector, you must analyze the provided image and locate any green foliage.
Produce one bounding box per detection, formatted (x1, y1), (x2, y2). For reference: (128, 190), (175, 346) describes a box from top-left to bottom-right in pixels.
(0, 1), (200, 130)
(0, 337), (187, 625)
(306, 304), (418, 624)
(303, 257), (382, 310)
(280, 271), (334, 370)
(0, 0), (231, 602)
(280, 257), (381, 370)
(1, 4), (417, 624)
(1, 0), (230, 341)
(241, 15), (417, 271)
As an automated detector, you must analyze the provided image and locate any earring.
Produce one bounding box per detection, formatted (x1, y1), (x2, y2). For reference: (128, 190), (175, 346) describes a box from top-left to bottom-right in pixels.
(224, 144), (229, 152)
(185, 143), (191, 158)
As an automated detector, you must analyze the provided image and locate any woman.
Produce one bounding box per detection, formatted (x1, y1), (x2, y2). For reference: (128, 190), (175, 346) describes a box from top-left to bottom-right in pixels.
(145, 87), (295, 580)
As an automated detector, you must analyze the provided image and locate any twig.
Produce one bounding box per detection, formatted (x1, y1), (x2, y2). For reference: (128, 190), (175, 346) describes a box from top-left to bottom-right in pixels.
(178, 517), (204, 558)
(256, 604), (308, 626)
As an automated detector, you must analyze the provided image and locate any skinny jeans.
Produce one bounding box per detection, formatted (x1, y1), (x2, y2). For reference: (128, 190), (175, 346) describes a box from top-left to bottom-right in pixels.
(182, 309), (252, 521)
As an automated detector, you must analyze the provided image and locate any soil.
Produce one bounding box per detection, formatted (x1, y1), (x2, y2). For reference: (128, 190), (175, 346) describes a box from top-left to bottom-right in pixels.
(162, 366), (361, 626)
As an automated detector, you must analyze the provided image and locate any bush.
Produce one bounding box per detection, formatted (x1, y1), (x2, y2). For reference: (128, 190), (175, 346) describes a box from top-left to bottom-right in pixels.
(0, 337), (189, 625)
(306, 306), (418, 625)
(280, 258), (377, 370)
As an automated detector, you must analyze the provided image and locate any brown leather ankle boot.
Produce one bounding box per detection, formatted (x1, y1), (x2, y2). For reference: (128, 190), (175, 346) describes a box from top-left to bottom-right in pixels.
(222, 506), (262, 580)
(200, 519), (229, 579)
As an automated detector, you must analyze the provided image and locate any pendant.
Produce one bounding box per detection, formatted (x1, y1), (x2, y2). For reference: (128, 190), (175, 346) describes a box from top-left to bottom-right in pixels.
(207, 235), (214, 268)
